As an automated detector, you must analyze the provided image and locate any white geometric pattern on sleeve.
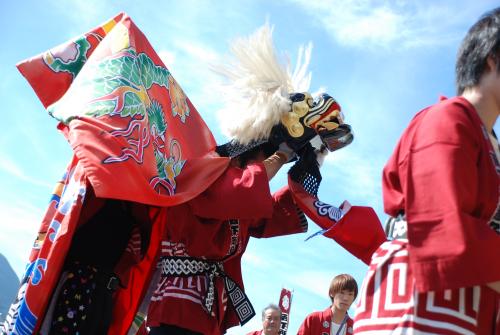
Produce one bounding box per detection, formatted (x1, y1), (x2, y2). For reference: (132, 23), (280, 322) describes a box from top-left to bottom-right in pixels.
(354, 240), (481, 335)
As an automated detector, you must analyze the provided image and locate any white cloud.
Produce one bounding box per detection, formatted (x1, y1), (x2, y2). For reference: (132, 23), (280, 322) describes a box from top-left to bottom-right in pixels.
(290, 0), (480, 49)
(320, 147), (383, 205)
(167, 38), (224, 96)
(0, 157), (25, 180)
(46, 0), (115, 31)
(158, 37), (230, 131)
(0, 201), (44, 278)
(158, 50), (176, 68)
(290, 270), (333, 298)
(0, 156), (53, 189)
(173, 39), (222, 64)
(242, 249), (267, 268)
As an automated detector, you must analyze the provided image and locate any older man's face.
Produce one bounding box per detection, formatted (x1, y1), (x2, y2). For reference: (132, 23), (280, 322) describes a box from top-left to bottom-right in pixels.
(262, 308), (281, 335)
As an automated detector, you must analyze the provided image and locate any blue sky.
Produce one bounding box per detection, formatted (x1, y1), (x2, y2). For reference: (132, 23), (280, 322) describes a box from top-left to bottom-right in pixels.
(0, 0), (498, 333)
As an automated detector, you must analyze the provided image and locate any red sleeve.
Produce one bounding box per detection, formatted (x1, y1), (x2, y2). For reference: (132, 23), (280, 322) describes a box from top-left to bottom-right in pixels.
(347, 316), (354, 333)
(402, 100), (500, 291)
(249, 185), (308, 238)
(188, 163), (274, 220)
(297, 313), (314, 335)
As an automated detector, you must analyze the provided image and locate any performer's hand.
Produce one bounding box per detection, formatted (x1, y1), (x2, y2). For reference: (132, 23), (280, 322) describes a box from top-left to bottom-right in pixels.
(310, 136), (328, 168)
(276, 142), (296, 163)
(315, 144), (328, 168)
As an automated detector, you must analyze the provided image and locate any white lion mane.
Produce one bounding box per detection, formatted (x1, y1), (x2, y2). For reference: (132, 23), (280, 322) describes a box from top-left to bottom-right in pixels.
(213, 24), (312, 145)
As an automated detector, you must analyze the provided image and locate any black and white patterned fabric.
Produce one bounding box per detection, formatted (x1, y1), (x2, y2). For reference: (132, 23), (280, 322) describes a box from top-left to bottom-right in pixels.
(215, 139), (268, 158)
(224, 277), (255, 324)
(288, 143), (322, 196)
(489, 210), (500, 234)
(384, 214), (408, 240)
(296, 206), (308, 232)
(160, 256), (255, 325)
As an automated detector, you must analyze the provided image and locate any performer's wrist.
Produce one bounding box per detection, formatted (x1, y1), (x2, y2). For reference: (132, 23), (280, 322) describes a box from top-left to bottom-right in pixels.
(276, 142), (295, 162)
(263, 153), (286, 180)
(274, 151), (289, 164)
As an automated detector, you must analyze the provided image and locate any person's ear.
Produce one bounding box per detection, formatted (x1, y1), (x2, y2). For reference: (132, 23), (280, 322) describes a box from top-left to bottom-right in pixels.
(486, 55), (498, 73)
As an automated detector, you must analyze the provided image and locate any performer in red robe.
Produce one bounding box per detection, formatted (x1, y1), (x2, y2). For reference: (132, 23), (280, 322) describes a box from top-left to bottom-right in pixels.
(354, 7), (500, 334)
(146, 148), (307, 334)
(142, 22), (359, 335)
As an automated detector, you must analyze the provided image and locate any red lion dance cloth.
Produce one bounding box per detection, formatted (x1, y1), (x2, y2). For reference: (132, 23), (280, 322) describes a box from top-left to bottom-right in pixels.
(2, 12), (386, 335)
(2, 12), (230, 335)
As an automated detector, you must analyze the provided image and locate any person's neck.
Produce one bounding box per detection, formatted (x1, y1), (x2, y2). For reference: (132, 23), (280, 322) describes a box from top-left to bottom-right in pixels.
(462, 88), (499, 133)
(331, 305), (347, 323)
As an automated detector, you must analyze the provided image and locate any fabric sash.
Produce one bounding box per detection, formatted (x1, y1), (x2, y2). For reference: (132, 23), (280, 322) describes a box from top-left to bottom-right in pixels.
(334, 314), (348, 335)
(160, 256), (255, 325)
(384, 214), (408, 240)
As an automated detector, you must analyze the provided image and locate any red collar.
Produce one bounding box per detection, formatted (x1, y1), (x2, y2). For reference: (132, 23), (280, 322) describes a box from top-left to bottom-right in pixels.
(323, 306), (354, 334)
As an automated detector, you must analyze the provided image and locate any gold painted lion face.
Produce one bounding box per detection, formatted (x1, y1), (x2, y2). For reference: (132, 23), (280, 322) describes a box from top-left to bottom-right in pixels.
(279, 93), (353, 152)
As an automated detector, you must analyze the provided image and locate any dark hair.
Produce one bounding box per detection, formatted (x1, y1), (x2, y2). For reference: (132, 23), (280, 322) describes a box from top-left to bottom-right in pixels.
(329, 274), (358, 302)
(261, 303), (281, 320)
(456, 7), (500, 94)
(236, 141), (278, 167)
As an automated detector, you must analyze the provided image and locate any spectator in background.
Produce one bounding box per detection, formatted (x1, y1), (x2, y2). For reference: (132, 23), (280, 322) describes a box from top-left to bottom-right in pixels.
(297, 274), (357, 335)
(246, 304), (282, 335)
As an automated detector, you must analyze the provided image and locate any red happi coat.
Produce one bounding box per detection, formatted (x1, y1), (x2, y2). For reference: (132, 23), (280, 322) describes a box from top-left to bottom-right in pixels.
(147, 163), (307, 334)
(383, 96), (500, 291)
(297, 307), (354, 335)
(354, 96), (500, 334)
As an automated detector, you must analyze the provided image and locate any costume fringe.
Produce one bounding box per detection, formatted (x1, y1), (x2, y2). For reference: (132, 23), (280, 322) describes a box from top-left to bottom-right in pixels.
(213, 24), (312, 144)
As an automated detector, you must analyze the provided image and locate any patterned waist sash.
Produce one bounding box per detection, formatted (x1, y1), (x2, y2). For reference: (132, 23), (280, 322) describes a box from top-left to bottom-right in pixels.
(160, 256), (255, 325)
(384, 214), (408, 240)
